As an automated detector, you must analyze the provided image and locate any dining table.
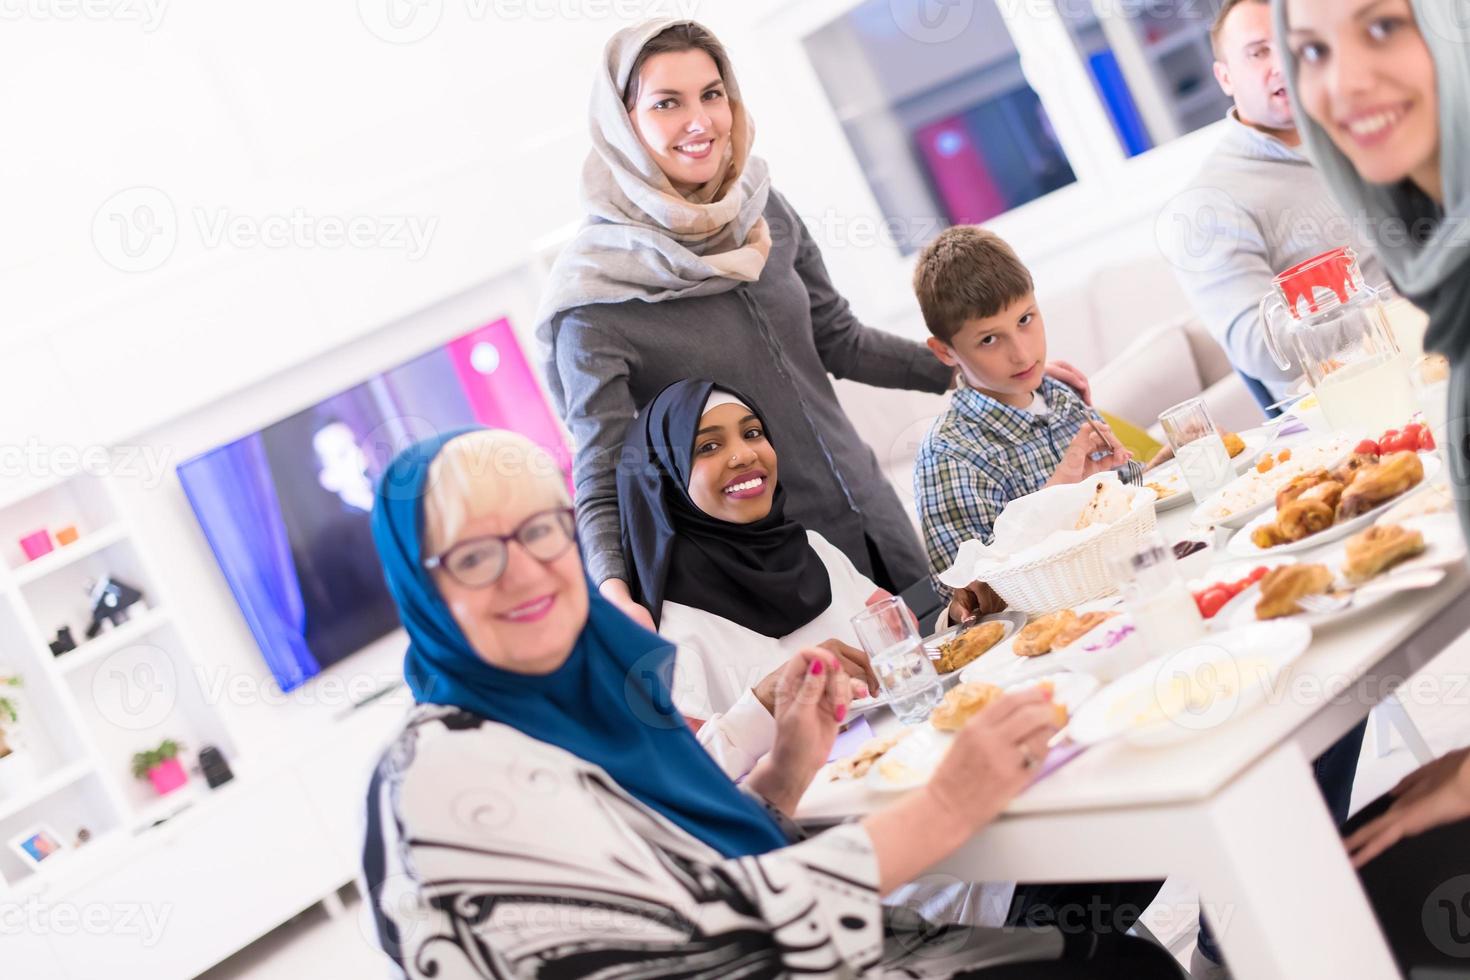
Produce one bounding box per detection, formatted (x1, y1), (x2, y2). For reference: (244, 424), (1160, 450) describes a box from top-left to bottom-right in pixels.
(798, 424), (1468, 980)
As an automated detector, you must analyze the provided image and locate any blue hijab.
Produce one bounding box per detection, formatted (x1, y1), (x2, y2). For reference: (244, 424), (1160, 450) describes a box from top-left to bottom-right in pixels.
(369, 428), (789, 859)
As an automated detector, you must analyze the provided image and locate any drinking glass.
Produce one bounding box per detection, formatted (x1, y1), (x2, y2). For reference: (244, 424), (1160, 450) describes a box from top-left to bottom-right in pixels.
(1159, 398), (1235, 504)
(850, 597), (943, 725)
(1106, 530), (1206, 659)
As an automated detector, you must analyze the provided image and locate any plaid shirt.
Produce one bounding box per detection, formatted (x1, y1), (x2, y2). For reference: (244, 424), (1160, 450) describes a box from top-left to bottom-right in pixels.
(914, 376), (1144, 593)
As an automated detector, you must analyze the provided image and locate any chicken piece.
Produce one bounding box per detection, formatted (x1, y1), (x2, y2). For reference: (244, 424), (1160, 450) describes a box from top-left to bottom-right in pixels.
(1277, 498), (1336, 541)
(1337, 451), (1425, 521)
(1343, 524), (1427, 583)
(1331, 452), (1380, 487)
(1276, 469), (1331, 510)
(1255, 564), (1335, 619)
(1222, 432), (1246, 458)
(1297, 479), (1345, 512)
(1252, 522), (1288, 550)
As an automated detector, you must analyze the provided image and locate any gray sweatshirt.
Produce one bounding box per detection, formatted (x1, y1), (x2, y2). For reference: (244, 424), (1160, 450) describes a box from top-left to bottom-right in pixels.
(1163, 111), (1385, 402)
(543, 189), (953, 590)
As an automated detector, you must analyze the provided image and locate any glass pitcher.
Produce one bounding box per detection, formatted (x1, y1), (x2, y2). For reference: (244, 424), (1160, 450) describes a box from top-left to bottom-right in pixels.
(1259, 246), (1418, 435)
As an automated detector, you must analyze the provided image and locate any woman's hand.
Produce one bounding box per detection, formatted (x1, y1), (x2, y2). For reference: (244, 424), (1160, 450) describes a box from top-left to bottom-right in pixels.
(1045, 360), (1092, 406)
(1044, 419), (1132, 488)
(746, 649), (852, 815)
(1346, 748), (1470, 867)
(947, 580), (1007, 625)
(754, 643), (870, 714)
(861, 687), (1058, 893)
(599, 578), (656, 631)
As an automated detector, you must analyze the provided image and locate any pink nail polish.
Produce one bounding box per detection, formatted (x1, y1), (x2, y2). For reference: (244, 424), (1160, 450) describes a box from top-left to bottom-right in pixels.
(834, 704), (848, 723)
(810, 660), (823, 676)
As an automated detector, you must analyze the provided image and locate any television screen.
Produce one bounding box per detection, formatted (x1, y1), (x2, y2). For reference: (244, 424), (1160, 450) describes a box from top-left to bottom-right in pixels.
(177, 319), (568, 692)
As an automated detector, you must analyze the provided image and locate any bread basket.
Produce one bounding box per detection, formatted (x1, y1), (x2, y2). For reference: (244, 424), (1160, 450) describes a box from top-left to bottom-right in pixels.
(983, 491), (1160, 614)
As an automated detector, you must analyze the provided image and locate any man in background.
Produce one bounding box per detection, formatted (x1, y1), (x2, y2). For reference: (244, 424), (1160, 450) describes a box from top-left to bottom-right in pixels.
(1160, 0), (1384, 408)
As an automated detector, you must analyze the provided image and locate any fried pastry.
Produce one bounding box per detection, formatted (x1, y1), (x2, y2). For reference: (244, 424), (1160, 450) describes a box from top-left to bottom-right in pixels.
(1276, 469), (1331, 510)
(1255, 564), (1335, 619)
(830, 731), (908, 780)
(929, 681), (1003, 732)
(1343, 524), (1426, 583)
(1277, 497), (1335, 541)
(1338, 451), (1424, 520)
(934, 620), (1008, 673)
(1331, 452), (1379, 487)
(1052, 610), (1118, 649)
(1013, 609), (1078, 657)
(1252, 522), (1287, 550)
(1222, 431), (1246, 458)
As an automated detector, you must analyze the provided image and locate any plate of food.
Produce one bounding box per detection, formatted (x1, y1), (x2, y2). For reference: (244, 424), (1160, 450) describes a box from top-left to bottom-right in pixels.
(1225, 517), (1463, 629)
(923, 610), (1026, 678)
(1067, 620), (1313, 748)
(1142, 462), (1192, 512)
(958, 598), (1132, 685)
(1225, 429), (1270, 473)
(862, 679), (1076, 792)
(1226, 451), (1438, 558)
(1189, 558), (1296, 626)
(1191, 436), (1356, 530)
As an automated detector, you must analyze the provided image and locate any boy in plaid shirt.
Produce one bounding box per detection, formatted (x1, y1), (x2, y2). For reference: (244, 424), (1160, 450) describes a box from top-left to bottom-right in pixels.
(911, 227), (1143, 609)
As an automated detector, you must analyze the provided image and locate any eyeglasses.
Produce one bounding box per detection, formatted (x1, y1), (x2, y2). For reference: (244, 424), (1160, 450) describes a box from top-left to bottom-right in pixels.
(423, 508), (577, 588)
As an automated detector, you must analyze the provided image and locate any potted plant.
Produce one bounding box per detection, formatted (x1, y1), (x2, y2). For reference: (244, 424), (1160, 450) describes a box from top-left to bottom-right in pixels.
(0, 675), (36, 797)
(131, 739), (188, 797)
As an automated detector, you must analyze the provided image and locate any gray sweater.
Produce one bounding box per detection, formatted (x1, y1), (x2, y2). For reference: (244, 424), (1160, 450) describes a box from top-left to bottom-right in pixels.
(544, 189), (953, 590)
(1163, 112), (1385, 402)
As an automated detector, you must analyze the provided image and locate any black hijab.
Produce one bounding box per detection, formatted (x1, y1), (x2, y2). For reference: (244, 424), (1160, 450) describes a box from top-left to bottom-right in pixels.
(618, 379), (833, 637)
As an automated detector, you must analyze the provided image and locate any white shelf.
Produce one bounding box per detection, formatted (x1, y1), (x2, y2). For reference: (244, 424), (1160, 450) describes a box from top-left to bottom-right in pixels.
(11, 523), (130, 587)
(130, 780), (203, 833)
(0, 760), (94, 823)
(54, 605), (170, 675)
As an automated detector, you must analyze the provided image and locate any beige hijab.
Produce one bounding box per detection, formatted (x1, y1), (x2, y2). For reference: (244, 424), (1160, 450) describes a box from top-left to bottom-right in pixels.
(535, 19), (772, 344)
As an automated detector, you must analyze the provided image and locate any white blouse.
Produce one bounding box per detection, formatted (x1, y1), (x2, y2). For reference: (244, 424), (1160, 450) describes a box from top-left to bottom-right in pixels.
(670, 531), (880, 778)
(361, 704), (1061, 979)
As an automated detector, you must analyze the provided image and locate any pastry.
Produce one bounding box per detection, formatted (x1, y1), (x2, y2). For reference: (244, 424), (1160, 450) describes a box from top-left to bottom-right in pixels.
(1074, 479), (1132, 530)
(1331, 452), (1379, 487)
(929, 681), (1003, 732)
(934, 620), (1008, 673)
(1275, 469), (1331, 510)
(1343, 524), (1426, 583)
(1222, 431), (1246, 458)
(1255, 564), (1335, 619)
(1251, 522), (1287, 550)
(1277, 497), (1335, 541)
(1052, 610), (1118, 649)
(1337, 451), (1424, 520)
(1014, 609), (1078, 657)
(830, 731), (909, 780)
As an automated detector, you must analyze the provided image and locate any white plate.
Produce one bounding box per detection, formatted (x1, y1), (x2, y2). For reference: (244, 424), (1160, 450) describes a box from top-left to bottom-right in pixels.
(1141, 462), (1193, 512)
(1068, 621), (1313, 748)
(864, 725), (952, 792)
(1226, 454), (1442, 558)
(1192, 556), (1299, 629)
(923, 611), (1027, 679)
(1005, 671), (1102, 717)
(1190, 436), (1357, 530)
(958, 597), (1134, 685)
(1225, 514), (1466, 630)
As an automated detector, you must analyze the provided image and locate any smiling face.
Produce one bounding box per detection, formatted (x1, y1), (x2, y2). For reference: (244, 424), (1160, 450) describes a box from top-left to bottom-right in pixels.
(627, 48), (733, 195)
(686, 402), (778, 524)
(1214, 0), (1298, 138)
(430, 502), (589, 676)
(926, 293), (1048, 409)
(1286, 0), (1441, 198)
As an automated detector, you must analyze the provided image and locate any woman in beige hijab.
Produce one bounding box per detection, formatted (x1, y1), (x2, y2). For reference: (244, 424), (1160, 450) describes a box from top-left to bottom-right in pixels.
(537, 19), (1088, 626)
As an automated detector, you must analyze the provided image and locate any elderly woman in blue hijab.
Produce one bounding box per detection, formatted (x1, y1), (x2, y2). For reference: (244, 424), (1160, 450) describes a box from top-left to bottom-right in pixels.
(1274, 0), (1470, 975)
(359, 428), (1181, 978)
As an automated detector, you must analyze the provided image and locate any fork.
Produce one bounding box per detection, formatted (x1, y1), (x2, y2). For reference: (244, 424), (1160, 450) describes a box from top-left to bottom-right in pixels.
(1294, 567), (1447, 614)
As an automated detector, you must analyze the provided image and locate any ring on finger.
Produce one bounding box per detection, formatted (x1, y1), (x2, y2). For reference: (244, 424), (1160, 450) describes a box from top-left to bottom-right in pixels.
(1020, 745), (1038, 771)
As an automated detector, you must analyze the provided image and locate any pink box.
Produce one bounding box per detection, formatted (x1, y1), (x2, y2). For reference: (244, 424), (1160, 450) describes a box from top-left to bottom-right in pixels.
(148, 757), (188, 796)
(19, 530), (53, 562)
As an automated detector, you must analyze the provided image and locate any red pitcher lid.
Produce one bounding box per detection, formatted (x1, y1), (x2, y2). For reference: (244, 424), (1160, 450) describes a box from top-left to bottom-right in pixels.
(1274, 246), (1362, 319)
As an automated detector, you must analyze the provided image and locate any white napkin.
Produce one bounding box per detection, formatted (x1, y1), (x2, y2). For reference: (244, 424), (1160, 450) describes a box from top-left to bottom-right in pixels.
(939, 473), (1146, 588)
